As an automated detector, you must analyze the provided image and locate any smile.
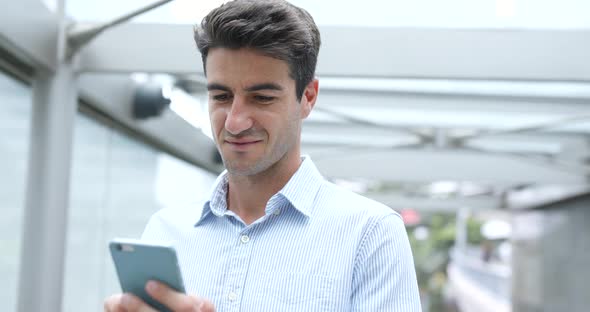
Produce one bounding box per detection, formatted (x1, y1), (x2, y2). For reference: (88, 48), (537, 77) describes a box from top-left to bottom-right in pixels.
(225, 140), (262, 150)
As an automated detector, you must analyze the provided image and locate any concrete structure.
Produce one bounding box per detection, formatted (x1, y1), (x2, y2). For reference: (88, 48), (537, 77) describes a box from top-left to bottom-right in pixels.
(512, 192), (590, 312)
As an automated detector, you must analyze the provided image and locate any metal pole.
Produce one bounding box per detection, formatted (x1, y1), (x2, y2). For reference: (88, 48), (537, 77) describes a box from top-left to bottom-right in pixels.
(17, 0), (176, 309)
(67, 0), (175, 58)
(455, 206), (470, 253)
(16, 1), (79, 309)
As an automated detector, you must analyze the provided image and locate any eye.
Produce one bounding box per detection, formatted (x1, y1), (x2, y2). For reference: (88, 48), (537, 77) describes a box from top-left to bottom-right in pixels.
(212, 93), (231, 102)
(254, 95), (275, 103)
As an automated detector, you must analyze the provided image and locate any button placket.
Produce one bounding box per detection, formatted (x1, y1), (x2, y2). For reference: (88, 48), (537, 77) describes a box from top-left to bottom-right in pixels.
(223, 231), (254, 311)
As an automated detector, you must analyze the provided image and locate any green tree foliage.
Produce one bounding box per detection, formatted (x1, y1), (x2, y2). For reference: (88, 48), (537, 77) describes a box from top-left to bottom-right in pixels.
(408, 213), (483, 311)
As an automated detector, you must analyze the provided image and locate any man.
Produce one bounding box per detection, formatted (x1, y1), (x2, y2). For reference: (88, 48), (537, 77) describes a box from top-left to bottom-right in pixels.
(105, 0), (421, 311)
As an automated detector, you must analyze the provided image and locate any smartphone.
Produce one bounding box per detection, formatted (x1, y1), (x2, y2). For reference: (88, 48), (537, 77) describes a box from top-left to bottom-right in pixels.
(109, 238), (186, 312)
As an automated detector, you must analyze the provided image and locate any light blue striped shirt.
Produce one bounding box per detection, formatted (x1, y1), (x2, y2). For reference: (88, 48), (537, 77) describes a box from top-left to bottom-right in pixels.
(141, 156), (421, 311)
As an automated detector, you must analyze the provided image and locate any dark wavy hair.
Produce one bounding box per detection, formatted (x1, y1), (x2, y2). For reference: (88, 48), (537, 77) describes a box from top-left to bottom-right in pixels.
(194, 0), (321, 101)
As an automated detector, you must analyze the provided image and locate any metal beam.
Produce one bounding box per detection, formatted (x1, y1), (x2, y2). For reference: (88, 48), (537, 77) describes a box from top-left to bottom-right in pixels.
(0, 0), (58, 71)
(77, 73), (223, 173)
(318, 27), (590, 80)
(305, 92), (590, 136)
(303, 123), (590, 149)
(314, 91), (590, 116)
(504, 185), (590, 210)
(67, 0), (175, 59)
(363, 193), (500, 212)
(77, 24), (590, 81)
(78, 23), (199, 74)
(307, 148), (587, 184)
(317, 78), (590, 99)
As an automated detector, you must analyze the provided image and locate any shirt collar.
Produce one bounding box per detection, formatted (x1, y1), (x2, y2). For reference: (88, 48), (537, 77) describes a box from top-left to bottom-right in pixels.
(276, 155), (324, 217)
(195, 171), (229, 225)
(195, 156), (324, 226)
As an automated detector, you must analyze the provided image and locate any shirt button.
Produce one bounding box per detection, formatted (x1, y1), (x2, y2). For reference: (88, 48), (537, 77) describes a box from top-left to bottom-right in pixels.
(240, 235), (250, 244)
(273, 209), (281, 216)
(228, 291), (238, 301)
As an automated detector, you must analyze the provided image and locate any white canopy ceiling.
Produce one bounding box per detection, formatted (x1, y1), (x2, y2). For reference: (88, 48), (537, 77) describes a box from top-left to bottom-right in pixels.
(2, 0), (590, 211)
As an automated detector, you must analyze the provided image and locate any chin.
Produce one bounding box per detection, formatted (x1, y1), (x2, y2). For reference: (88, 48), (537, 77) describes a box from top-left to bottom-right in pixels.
(226, 166), (262, 176)
(225, 158), (272, 176)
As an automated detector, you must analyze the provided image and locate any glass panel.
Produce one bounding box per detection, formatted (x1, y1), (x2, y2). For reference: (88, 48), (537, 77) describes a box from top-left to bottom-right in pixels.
(67, 0), (590, 29)
(0, 73), (32, 311)
(62, 113), (216, 311)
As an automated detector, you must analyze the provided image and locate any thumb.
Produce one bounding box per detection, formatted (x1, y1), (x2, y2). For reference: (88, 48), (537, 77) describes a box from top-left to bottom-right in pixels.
(196, 297), (216, 312)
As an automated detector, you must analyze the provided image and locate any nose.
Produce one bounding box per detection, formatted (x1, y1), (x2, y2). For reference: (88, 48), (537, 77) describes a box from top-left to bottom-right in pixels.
(224, 97), (253, 135)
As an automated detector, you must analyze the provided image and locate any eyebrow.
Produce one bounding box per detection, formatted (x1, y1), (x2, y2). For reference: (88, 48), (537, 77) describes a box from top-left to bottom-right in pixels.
(244, 83), (283, 92)
(207, 83), (231, 92)
(206, 82), (283, 92)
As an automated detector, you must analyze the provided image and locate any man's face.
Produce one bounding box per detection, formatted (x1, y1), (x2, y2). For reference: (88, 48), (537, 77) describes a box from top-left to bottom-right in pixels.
(206, 48), (315, 176)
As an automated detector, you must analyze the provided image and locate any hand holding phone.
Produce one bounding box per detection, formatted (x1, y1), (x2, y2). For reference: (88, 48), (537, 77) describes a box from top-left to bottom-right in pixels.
(103, 281), (216, 312)
(109, 238), (186, 312)
(107, 238), (216, 312)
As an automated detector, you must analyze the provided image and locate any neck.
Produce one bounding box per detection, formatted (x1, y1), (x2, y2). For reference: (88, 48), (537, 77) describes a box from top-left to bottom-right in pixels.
(227, 153), (301, 225)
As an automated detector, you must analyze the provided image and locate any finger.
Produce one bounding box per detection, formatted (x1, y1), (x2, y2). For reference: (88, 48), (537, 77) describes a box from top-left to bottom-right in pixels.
(104, 294), (126, 312)
(146, 280), (201, 311)
(120, 293), (158, 312)
(198, 299), (216, 312)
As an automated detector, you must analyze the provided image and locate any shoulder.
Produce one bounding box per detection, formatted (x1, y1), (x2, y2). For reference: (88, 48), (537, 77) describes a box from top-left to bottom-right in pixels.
(312, 181), (405, 238)
(141, 200), (208, 240)
(316, 180), (399, 219)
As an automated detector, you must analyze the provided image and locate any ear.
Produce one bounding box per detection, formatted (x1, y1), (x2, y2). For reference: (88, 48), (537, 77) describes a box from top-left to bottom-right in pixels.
(300, 78), (319, 119)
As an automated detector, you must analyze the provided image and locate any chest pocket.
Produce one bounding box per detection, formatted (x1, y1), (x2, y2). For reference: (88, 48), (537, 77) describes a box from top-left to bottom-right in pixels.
(260, 272), (334, 310)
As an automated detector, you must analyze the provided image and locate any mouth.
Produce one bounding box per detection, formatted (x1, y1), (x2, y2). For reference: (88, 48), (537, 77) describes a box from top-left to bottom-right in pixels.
(226, 139), (262, 144)
(225, 139), (263, 149)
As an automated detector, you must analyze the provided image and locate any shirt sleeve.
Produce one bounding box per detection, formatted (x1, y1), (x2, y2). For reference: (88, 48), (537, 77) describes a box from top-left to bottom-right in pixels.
(351, 213), (422, 311)
(140, 210), (167, 241)
(140, 214), (158, 240)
